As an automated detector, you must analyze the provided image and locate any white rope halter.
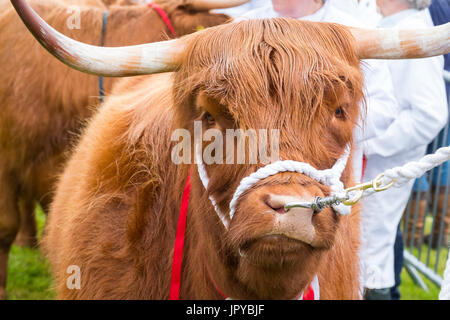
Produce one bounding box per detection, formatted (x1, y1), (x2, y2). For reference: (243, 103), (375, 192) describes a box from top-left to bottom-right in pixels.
(196, 143), (352, 229)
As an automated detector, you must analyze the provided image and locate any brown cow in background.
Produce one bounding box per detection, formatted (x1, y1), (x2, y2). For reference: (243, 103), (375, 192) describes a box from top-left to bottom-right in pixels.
(9, 0), (137, 248)
(7, 0), (139, 249)
(12, 0), (449, 299)
(0, 0), (245, 299)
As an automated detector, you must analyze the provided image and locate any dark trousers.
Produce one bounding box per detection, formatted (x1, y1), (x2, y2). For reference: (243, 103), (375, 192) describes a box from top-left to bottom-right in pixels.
(390, 224), (404, 300)
(365, 225), (404, 300)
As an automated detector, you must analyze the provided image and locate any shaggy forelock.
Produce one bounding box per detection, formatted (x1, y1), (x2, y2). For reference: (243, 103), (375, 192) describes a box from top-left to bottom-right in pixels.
(173, 18), (364, 167)
(175, 18), (363, 128)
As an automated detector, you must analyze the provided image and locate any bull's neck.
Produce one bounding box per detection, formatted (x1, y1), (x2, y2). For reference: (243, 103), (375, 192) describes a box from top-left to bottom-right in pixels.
(184, 215), (317, 299)
(183, 172), (314, 299)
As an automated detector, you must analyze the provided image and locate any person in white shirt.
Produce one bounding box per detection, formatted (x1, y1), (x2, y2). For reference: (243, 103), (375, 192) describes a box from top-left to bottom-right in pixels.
(241, 0), (401, 299)
(330, 0), (382, 27)
(359, 0), (447, 299)
(213, 0), (270, 18)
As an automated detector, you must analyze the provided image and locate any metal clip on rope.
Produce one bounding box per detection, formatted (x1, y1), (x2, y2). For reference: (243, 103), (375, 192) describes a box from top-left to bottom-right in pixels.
(343, 173), (395, 205)
(284, 173), (396, 213)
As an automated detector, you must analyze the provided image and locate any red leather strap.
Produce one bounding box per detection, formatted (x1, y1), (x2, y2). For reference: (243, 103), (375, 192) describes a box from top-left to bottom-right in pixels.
(361, 155), (368, 182)
(148, 3), (178, 38)
(302, 284), (315, 300)
(169, 173), (191, 300)
(206, 267), (228, 299)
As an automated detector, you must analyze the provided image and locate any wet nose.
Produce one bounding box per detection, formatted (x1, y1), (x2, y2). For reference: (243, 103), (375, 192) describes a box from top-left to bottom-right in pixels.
(265, 194), (291, 214)
(265, 194), (316, 244)
(265, 194), (312, 214)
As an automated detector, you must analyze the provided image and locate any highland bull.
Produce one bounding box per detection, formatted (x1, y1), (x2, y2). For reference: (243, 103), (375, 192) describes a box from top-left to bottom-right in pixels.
(0, 0), (247, 299)
(11, 0), (450, 299)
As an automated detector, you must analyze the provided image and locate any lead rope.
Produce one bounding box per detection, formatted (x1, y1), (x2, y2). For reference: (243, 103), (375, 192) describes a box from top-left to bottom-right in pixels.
(290, 146), (450, 300)
(285, 146), (450, 212)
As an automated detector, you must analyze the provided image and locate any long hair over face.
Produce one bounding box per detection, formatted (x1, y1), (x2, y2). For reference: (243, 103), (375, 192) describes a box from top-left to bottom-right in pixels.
(174, 18), (365, 168)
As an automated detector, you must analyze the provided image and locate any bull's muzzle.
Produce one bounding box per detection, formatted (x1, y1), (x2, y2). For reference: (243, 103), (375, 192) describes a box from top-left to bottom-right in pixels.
(266, 194), (316, 245)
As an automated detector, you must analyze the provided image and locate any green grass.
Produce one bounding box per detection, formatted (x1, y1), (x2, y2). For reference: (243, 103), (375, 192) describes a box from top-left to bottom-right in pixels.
(5, 207), (448, 300)
(399, 246), (448, 300)
(6, 206), (56, 300)
(399, 216), (449, 300)
(400, 270), (441, 300)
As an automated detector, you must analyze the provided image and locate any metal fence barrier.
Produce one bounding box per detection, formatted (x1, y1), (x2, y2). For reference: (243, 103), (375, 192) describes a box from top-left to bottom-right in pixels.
(401, 70), (450, 291)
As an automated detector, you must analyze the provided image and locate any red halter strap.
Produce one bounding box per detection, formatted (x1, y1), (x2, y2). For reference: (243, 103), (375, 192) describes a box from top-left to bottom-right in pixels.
(148, 3), (178, 38)
(169, 173), (191, 300)
(361, 155), (368, 182)
(302, 284), (315, 300)
(207, 266), (315, 300)
(169, 172), (317, 300)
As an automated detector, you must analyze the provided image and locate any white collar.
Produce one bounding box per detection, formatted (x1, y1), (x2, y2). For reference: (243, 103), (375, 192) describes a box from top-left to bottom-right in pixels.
(239, 5), (280, 20)
(242, 1), (332, 21)
(378, 9), (420, 27)
(300, 0), (330, 22)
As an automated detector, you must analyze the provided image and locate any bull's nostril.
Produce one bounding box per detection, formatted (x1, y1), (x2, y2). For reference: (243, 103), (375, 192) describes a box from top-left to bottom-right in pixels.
(274, 207), (287, 214)
(264, 197), (287, 214)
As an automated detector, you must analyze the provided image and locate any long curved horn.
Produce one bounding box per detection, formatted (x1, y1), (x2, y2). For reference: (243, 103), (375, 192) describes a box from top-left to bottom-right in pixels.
(351, 23), (450, 59)
(188, 0), (249, 11)
(10, 0), (187, 76)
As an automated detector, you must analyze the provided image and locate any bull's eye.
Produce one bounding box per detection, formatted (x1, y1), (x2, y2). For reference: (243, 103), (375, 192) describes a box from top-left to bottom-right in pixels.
(334, 106), (344, 118)
(203, 112), (215, 125)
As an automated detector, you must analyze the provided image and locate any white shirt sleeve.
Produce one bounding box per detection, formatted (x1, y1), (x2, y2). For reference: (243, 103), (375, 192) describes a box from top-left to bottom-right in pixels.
(355, 60), (398, 144)
(363, 56), (448, 158)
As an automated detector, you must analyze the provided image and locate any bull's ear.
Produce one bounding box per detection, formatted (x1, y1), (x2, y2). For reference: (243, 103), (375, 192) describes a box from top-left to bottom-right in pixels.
(10, 0), (188, 76)
(350, 24), (450, 59)
(186, 0), (249, 11)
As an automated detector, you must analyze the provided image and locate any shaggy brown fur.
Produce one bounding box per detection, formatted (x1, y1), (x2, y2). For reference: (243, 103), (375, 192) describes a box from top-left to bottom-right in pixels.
(9, 0), (141, 250)
(0, 0), (230, 299)
(43, 19), (364, 299)
(10, 0), (126, 250)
